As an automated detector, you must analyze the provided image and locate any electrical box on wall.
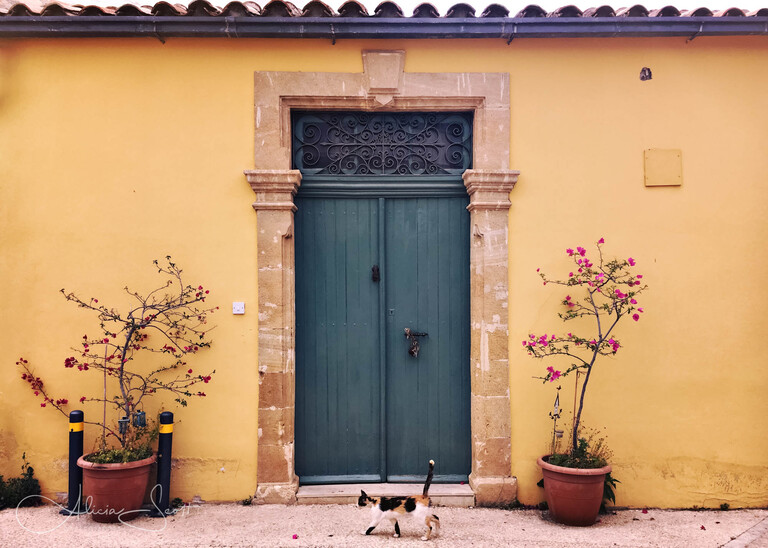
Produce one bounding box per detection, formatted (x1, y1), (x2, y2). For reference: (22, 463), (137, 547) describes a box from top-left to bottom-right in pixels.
(232, 302), (245, 315)
(644, 149), (683, 187)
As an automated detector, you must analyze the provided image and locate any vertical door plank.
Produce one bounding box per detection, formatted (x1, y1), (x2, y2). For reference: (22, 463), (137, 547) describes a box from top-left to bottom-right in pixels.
(385, 197), (470, 481)
(295, 197), (381, 482)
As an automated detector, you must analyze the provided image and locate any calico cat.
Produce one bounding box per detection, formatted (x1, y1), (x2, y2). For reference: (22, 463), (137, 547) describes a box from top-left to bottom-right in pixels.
(358, 460), (440, 541)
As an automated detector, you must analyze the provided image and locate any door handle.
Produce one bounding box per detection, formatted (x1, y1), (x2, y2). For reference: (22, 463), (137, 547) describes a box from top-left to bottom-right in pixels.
(404, 328), (428, 358)
(372, 265), (380, 282)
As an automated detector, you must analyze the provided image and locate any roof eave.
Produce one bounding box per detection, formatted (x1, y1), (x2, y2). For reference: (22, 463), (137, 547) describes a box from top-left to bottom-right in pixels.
(1, 16), (766, 39)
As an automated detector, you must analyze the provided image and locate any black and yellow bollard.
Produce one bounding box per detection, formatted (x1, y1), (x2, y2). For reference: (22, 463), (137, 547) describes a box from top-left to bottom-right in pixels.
(150, 411), (173, 517)
(60, 410), (86, 515)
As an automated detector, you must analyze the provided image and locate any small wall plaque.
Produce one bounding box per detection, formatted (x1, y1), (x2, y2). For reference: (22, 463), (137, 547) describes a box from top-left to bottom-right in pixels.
(644, 149), (682, 187)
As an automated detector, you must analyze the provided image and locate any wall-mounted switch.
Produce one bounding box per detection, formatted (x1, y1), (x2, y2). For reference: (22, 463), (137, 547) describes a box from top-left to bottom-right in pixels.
(233, 302), (245, 315)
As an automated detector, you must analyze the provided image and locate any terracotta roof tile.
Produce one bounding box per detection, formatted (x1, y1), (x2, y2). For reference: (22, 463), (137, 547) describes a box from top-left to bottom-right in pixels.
(186, 0), (220, 15)
(412, 2), (439, 17)
(302, 0), (335, 16)
(445, 2), (475, 17)
(337, 0), (367, 16)
(40, 2), (77, 14)
(220, 1), (261, 15)
(615, 4), (649, 16)
(480, 3), (509, 17)
(549, 4), (583, 17)
(648, 5), (682, 16)
(515, 4), (547, 17)
(116, 3), (153, 14)
(716, 6), (747, 15)
(373, 1), (403, 17)
(582, 5), (615, 17)
(683, 7), (714, 15)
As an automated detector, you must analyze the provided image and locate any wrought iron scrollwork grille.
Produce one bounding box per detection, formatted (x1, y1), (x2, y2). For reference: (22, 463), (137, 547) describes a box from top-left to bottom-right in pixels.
(292, 111), (473, 175)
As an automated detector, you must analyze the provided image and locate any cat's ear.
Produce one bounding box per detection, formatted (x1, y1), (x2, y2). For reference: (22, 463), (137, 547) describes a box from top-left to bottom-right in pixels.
(360, 490), (368, 498)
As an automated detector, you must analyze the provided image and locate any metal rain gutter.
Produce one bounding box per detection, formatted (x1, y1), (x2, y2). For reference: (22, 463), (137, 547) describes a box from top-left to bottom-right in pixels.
(1, 16), (767, 39)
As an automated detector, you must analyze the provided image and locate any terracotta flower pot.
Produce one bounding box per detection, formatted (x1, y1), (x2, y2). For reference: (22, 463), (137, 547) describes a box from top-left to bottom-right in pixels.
(538, 455), (611, 526)
(77, 453), (156, 523)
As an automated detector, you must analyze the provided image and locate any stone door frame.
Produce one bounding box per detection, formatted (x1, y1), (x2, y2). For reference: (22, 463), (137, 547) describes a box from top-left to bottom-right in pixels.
(245, 50), (519, 505)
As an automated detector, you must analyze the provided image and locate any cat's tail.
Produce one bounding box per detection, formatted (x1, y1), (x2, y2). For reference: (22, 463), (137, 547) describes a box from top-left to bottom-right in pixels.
(423, 459), (435, 496)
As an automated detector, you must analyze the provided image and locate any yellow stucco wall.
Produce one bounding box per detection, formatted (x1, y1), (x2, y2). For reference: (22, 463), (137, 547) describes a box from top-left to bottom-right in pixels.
(0, 36), (766, 508)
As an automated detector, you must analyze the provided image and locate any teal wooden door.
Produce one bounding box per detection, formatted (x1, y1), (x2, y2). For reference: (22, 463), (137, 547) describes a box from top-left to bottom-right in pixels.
(293, 111), (472, 484)
(295, 192), (470, 483)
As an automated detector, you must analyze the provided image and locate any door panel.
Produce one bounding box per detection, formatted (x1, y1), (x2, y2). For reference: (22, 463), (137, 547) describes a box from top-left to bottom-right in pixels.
(295, 198), (382, 482)
(385, 197), (471, 481)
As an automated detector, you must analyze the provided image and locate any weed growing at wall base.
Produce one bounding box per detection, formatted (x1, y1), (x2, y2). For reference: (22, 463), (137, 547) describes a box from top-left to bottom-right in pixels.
(0, 453), (41, 510)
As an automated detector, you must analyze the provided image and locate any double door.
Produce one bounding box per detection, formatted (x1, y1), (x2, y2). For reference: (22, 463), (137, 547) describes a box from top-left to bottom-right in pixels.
(294, 194), (470, 483)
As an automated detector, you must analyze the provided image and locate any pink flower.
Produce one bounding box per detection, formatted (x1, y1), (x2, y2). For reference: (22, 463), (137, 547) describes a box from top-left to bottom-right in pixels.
(292, 534), (298, 539)
(630, 298), (637, 304)
(566, 248), (574, 256)
(598, 237), (605, 244)
(546, 366), (561, 382)
(628, 258), (636, 266)
(637, 274), (643, 279)
(632, 313), (640, 321)
(577, 247), (587, 257)
(638, 308), (644, 313)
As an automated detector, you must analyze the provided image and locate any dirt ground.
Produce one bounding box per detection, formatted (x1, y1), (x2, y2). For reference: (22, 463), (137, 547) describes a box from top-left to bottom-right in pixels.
(2, 503), (767, 548)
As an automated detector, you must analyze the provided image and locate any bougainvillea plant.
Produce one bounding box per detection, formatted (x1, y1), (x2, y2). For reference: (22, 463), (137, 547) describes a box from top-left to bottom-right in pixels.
(523, 238), (647, 460)
(18, 257), (217, 462)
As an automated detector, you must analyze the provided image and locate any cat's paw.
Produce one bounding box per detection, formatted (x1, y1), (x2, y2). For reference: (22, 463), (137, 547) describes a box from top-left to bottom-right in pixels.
(421, 536), (429, 541)
(361, 530), (369, 536)
(393, 533), (400, 538)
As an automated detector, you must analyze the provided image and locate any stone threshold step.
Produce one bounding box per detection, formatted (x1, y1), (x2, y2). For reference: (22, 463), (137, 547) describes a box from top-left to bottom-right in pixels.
(297, 483), (475, 507)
